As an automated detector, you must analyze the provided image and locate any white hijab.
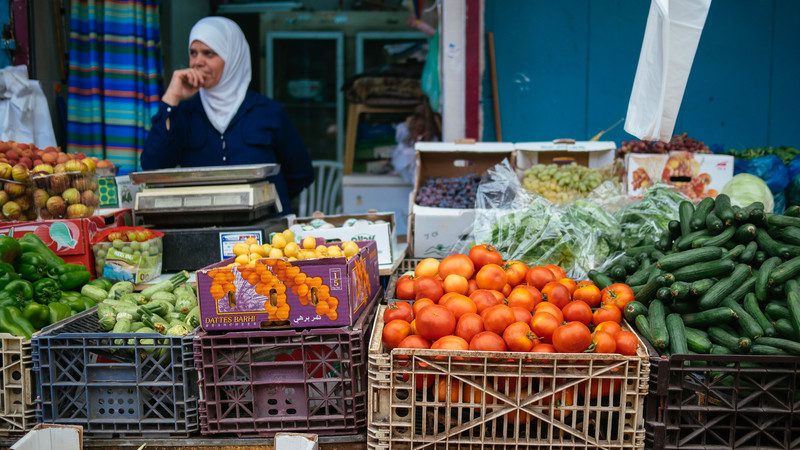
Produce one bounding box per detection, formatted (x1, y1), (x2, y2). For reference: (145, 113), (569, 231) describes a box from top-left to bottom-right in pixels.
(189, 17), (252, 134)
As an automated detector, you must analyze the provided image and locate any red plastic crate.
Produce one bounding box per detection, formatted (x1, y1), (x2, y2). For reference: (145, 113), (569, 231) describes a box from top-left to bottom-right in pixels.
(194, 290), (379, 437)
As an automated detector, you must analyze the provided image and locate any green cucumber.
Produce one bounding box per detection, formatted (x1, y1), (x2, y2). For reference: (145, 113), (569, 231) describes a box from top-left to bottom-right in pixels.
(766, 302), (791, 321)
(691, 237), (712, 248)
(675, 230), (711, 251)
(752, 336), (800, 355)
(635, 315), (654, 344)
(756, 257), (782, 302)
(682, 307), (737, 327)
(744, 202), (766, 226)
(625, 245), (657, 257)
(668, 220), (682, 239)
(701, 226), (735, 248)
(648, 300), (669, 351)
(766, 213), (800, 229)
(684, 327), (713, 354)
(721, 297), (763, 339)
(668, 300), (695, 315)
(727, 277), (756, 305)
(587, 270), (614, 290)
(734, 223), (757, 244)
(739, 241), (758, 264)
(620, 256), (640, 275)
(657, 233), (673, 252)
(698, 264), (752, 310)
(743, 293), (776, 337)
(774, 319), (799, 340)
(623, 301), (648, 323)
(750, 344), (786, 355)
(690, 197), (715, 231)
(713, 194), (735, 226)
(710, 345), (733, 355)
(756, 229), (792, 259)
(656, 287), (672, 302)
(753, 250), (767, 267)
(669, 281), (691, 300)
(689, 279), (715, 297)
(655, 247), (724, 272)
(666, 314), (689, 355)
(733, 205), (751, 224)
(608, 265), (627, 281)
(784, 280), (800, 337)
(769, 226), (800, 246)
(768, 255), (800, 287)
(705, 212), (725, 235)
(635, 275), (665, 305)
(626, 265), (655, 287)
(708, 326), (751, 353)
(679, 201), (695, 237)
(673, 259), (735, 283)
(724, 244), (746, 261)
(784, 205), (800, 217)
(650, 250), (666, 260)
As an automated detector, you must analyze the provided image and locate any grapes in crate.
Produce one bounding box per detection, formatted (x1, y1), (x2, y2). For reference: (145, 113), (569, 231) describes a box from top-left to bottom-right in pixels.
(415, 174), (482, 208)
(522, 163), (609, 203)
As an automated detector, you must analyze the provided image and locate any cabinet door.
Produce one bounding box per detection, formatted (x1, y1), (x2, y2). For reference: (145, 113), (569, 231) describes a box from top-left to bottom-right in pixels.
(266, 32), (344, 162)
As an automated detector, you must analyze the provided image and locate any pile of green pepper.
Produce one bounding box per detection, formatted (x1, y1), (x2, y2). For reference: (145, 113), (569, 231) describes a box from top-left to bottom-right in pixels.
(0, 233), (96, 338)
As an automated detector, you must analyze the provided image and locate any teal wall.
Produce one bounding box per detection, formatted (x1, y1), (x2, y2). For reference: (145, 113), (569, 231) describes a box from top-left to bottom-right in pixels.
(483, 0), (800, 149)
(0, 0), (11, 68)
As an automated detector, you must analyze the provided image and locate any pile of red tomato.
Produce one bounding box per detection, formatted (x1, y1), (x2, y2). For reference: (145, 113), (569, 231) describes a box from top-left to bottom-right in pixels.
(383, 244), (639, 357)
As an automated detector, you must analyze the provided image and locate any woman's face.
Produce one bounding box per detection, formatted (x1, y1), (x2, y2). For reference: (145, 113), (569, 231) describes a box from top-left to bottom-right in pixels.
(189, 41), (224, 89)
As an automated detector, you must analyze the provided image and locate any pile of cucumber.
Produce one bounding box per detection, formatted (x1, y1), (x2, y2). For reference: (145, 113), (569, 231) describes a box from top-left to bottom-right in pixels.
(589, 194), (800, 357)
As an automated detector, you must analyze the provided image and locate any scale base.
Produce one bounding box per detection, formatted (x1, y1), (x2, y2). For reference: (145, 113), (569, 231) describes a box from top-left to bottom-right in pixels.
(136, 203), (281, 227)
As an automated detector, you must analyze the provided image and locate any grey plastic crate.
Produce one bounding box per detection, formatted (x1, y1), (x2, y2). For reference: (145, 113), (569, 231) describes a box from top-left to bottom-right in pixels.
(32, 307), (198, 437)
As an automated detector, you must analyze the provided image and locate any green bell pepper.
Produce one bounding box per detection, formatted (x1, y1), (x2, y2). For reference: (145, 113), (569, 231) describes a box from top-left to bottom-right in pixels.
(60, 295), (88, 313)
(0, 292), (20, 308)
(4, 279), (33, 304)
(18, 234), (63, 272)
(0, 235), (21, 264)
(55, 267), (91, 291)
(22, 302), (50, 330)
(48, 302), (72, 324)
(0, 262), (19, 290)
(17, 253), (49, 282)
(32, 278), (61, 304)
(0, 307), (34, 338)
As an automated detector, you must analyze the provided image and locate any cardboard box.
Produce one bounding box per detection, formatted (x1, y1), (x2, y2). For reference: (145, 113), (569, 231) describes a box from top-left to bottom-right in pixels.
(342, 174), (412, 235)
(625, 151), (734, 201)
(410, 142), (515, 258)
(276, 433), (319, 450)
(514, 140), (616, 171)
(290, 211), (398, 266)
(197, 240), (380, 331)
(0, 209), (134, 275)
(11, 424), (83, 450)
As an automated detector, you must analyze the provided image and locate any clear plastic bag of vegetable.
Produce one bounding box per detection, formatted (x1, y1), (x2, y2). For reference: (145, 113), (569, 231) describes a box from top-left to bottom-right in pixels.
(615, 184), (687, 249)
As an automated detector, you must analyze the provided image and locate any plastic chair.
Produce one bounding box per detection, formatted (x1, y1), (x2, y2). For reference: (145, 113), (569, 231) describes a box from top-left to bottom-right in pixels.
(298, 160), (343, 217)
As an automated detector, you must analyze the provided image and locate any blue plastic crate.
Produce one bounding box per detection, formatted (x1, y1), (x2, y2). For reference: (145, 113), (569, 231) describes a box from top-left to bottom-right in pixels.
(32, 307), (198, 437)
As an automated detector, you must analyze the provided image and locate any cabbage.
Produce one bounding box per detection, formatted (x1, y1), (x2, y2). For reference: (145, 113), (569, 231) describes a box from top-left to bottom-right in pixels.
(721, 173), (774, 213)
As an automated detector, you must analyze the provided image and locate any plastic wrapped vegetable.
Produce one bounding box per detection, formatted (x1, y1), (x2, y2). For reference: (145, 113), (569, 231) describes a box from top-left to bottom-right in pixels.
(614, 184), (687, 249)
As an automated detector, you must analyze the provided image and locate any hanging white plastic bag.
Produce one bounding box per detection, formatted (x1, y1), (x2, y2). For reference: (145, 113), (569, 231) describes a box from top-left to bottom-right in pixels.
(624, 0), (711, 142)
(0, 65), (57, 148)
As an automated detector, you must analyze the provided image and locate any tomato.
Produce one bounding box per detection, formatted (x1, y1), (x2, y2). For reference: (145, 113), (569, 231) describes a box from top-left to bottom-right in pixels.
(438, 292), (462, 305)
(544, 264), (567, 280)
(438, 254), (475, 280)
(540, 384), (575, 419)
(573, 284), (602, 307)
(412, 298), (435, 317)
(504, 261), (529, 287)
(467, 279), (478, 295)
(541, 282), (571, 309)
(435, 379), (459, 403)
(480, 304), (516, 335)
(552, 322), (592, 353)
(502, 284), (512, 298)
(382, 319), (411, 350)
(594, 321), (622, 337)
(469, 331), (507, 352)
(531, 342), (556, 353)
(468, 244), (504, 270)
(415, 305), (456, 341)
(534, 302), (564, 322)
(383, 301), (413, 323)
(510, 306), (532, 324)
(530, 312), (560, 343)
(443, 274), (469, 295)
(470, 289), (502, 313)
(409, 319), (417, 335)
(395, 274), (415, 300)
(558, 277), (577, 296)
(615, 330), (639, 356)
(576, 280), (594, 289)
(441, 294), (477, 319)
(431, 335), (469, 352)
(489, 290), (505, 302)
(601, 283), (636, 310)
(592, 331), (617, 353)
(507, 285), (542, 311)
(592, 303), (622, 325)
(415, 257), (440, 277)
(455, 313), (485, 342)
(580, 377), (622, 399)
(475, 264), (507, 291)
(414, 276), (444, 303)
(396, 335), (430, 351)
(502, 321), (536, 352)
(561, 300), (593, 326)
(525, 266), (556, 290)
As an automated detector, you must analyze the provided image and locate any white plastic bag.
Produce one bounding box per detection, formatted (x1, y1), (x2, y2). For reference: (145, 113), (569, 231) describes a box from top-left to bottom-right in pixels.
(0, 65), (57, 148)
(624, 0), (711, 142)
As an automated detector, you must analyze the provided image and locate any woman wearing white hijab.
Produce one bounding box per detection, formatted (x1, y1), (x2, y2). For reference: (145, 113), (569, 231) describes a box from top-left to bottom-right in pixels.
(142, 17), (313, 214)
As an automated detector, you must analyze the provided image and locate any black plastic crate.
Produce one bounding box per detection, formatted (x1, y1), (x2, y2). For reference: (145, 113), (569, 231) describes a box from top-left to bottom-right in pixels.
(643, 338), (800, 449)
(32, 307), (198, 437)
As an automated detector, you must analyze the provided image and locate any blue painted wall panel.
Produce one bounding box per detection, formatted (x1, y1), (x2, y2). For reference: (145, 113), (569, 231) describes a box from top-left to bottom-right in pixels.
(0, 0), (10, 68)
(484, 0), (800, 148)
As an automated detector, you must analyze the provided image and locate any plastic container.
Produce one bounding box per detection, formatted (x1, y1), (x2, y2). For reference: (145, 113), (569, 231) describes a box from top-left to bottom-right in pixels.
(32, 307), (199, 437)
(0, 178), (35, 221)
(194, 290), (379, 437)
(367, 304), (650, 450)
(91, 227), (164, 283)
(0, 334), (35, 436)
(30, 170), (98, 220)
(643, 338), (800, 449)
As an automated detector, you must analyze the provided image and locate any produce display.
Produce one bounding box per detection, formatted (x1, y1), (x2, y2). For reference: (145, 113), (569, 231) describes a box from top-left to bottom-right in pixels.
(231, 229), (362, 264)
(415, 174), (482, 208)
(521, 163), (612, 203)
(617, 133), (711, 158)
(92, 227), (164, 283)
(385, 245), (639, 359)
(723, 146), (800, 165)
(591, 193), (800, 356)
(0, 233), (94, 338)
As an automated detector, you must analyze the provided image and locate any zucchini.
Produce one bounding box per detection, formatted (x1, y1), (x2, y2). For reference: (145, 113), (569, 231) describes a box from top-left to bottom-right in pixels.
(684, 327), (713, 353)
(690, 197), (715, 231)
(701, 226), (735, 248)
(750, 344), (786, 355)
(756, 256), (781, 302)
(713, 194), (735, 226)
(756, 229), (792, 259)
(721, 297), (763, 339)
(774, 318), (799, 340)
(784, 205), (800, 217)
(708, 326), (751, 353)
(668, 220), (682, 239)
(587, 270), (614, 290)
(766, 213), (800, 229)
(753, 250), (768, 267)
(682, 307), (737, 327)
(673, 259), (735, 283)
(675, 230), (711, 251)
(785, 279), (800, 337)
(710, 345), (733, 355)
(635, 315), (654, 343)
(655, 247), (724, 272)
(705, 212), (725, 235)
(689, 278), (715, 297)
(766, 302), (791, 321)
(666, 314), (689, 355)
(739, 241), (758, 264)
(724, 244), (746, 261)
(679, 201), (695, 237)
(621, 256), (639, 275)
(768, 255), (800, 287)
(624, 301), (648, 323)
(698, 264), (752, 310)
(734, 223), (757, 244)
(648, 300), (669, 351)
(669, 281), (691, 300)
(743, 293), (776, 337)
(752, 336), (800, 355)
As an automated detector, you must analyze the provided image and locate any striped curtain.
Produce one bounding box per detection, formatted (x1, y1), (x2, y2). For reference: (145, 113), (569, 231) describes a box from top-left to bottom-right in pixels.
(66, 0), (162, 174)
